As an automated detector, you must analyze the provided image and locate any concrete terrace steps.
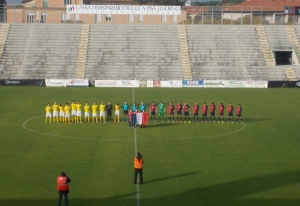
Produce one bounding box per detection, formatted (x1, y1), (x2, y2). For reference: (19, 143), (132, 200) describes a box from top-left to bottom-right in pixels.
(85, 24), (183, 81)
(0, 24), (298, 81)
(186, 25), (270, 80)
(0, 24), (82, 79)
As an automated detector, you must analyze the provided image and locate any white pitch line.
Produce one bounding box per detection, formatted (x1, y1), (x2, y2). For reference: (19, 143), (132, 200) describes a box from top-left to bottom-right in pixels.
(22, 116), (247, 141)
(132, 89), (141, 206)
(22, 116), (132, 141)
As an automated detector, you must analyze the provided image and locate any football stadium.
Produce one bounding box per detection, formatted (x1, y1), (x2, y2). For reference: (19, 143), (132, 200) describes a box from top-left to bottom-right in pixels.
(1, 0), (300, 206)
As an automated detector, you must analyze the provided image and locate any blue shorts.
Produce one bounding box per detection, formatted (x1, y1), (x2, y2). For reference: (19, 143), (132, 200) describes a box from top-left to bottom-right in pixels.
(228, 112), (233, 116)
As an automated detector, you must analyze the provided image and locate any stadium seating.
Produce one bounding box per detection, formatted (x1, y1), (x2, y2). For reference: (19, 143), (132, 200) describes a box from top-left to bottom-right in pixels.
(0, 24), (82, 79)
(85, 25), (183, 81)
(264, 26), (292, 50)
(0, 24), (299, 81)
(187, 25), (269, 80)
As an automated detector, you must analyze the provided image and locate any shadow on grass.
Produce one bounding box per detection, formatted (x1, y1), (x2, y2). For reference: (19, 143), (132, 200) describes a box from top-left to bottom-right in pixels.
(146, 123), (177, 128)
(243, 117), (271, 123)
(0, 114), (42, 119)
(144, 171), (201, 184)
(1, 170), (299, 206)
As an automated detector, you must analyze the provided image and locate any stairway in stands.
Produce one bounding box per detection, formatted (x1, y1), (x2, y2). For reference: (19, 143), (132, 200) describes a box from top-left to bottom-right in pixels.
(76, 24), (89, 79)
(285, 67), (298, 81)
(256, 26), (276, 66)
(0, 24), (9, 57)
(178, 25), (192, 80)
(286, 26), (300, 62)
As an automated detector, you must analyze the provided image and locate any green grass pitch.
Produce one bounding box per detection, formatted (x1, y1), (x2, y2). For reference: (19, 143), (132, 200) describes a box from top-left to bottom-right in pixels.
(0, 87), (300, 206)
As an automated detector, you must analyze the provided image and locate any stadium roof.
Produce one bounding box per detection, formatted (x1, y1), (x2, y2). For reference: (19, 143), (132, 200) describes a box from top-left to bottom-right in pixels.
(224, 0), (300, 12)
(184, 6), (209, 15)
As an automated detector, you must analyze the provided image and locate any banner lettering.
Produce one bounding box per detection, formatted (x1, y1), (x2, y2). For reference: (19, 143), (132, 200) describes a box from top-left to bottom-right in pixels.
(67, 5), (181, 15)
(182, 79), (204, 87)
(45, 79), (66, 87)
(0, 79), (44, 86)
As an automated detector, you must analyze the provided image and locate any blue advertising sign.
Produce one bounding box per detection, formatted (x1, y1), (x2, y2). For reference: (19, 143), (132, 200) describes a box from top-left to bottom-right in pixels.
(182, 79), (204, 87)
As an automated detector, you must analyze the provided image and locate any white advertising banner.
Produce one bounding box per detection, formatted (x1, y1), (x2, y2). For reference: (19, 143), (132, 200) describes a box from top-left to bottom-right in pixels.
(244, 80), (268, 88)
(95, 80), (139, 87)
(204, 80), (245, 88)
(119, 80), (139, 88)
(147, 80), (154, 88)
(160, 80), (182, 88)
(66, 79), (89, 87)
(45, 79), (66, 87)
(95, 80), (118, 87)
(67, 5), (181, 15)
(136, 113), (142, 125)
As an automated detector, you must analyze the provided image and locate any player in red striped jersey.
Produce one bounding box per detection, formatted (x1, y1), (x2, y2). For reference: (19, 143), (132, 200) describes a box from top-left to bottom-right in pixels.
(236, 104), (243, 123)
(218, 102), (225, 123)
(149, 102), (156, 122)
(209, 102), (216, 123)
(193, 102), (199, 122)
(183, 102), (190, 123)
(168, 101), (175, 122)
(227, 103), (234, 123)
(202, 103), (208, 122)
(176, 101), (183, 122)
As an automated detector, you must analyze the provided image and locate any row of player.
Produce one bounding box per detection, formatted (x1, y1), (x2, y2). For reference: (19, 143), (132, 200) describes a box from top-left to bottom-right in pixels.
(45, 100), (243, 124)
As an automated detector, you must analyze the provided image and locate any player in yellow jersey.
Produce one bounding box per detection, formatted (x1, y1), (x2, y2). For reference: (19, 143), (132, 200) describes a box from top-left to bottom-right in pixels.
(92, 101), (98, 123)
(76, 101), (82, 123)
(84, 102), (90, 123)
(59, 104), (65, 122)
(99, 101), (106, 123)
(114, 103), (120, 122)
(52, 101), (59, 123)
(64, 103), (71, 123)
(45, 103), (52, 123)
(71, 100), (77, 122)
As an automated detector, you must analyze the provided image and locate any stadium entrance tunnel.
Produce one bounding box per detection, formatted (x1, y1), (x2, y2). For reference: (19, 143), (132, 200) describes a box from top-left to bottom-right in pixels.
(274, 51), (292, 65)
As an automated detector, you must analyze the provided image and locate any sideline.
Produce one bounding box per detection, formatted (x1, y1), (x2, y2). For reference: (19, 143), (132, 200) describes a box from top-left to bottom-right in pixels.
(22, 116), (247, 141)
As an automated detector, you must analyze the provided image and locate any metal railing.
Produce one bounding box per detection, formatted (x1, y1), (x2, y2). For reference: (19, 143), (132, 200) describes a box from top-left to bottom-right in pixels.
(1, 4), (300, 25)
(182, 6), (300, 25)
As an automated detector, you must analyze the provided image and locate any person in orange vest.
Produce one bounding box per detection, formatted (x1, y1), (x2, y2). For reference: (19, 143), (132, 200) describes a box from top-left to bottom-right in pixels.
(134, 152), (144, 184)
(57, 171), (71, 206)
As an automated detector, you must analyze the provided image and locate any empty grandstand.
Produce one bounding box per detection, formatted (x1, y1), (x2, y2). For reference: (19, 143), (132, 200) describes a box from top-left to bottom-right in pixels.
(0, 24), (299, 82)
